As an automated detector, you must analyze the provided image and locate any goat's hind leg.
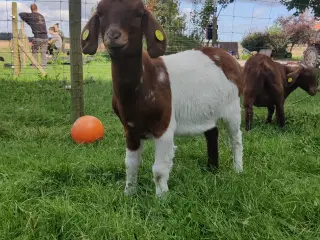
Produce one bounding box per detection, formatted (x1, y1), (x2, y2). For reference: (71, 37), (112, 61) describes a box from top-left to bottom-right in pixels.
(267, 85), (285, 127)
(153, 129), (176, 197)
(223, 100), (243, 173)
(266, 105), (275, 123)
(204, 127), (219, 171)
(243, 91), (256, 131)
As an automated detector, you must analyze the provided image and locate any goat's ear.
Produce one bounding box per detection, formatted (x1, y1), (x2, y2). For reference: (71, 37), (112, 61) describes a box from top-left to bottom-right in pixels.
(142, 9), (167, 58)
(81, 13), (100, 55)
(286, 65), (304, 86)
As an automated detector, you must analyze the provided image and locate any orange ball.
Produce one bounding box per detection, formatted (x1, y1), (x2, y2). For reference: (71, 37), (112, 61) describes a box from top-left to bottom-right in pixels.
(71, 115), (104, 144)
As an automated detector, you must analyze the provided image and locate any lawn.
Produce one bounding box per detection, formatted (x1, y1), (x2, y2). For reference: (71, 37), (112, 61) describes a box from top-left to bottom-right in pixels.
(1, 54), (320, 239)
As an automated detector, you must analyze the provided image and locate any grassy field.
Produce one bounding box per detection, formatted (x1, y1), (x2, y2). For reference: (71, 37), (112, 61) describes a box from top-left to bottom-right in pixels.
(1, 49), (320, 239)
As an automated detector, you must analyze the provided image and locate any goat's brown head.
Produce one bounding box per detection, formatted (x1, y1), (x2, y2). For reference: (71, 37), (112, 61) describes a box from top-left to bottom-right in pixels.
(285, 65), (319, 96)
(80, 0), (167, 58)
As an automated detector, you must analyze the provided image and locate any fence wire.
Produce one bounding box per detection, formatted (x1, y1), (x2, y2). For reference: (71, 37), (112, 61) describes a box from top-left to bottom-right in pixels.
(0, 0), (314, 81)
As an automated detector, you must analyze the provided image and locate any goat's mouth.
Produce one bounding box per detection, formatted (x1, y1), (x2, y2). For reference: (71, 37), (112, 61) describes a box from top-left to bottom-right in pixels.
(107, 42), (127, 49)
(106, 42), (128, 55)
(105, 38), (128, 49)
(308, 88), (318, 96)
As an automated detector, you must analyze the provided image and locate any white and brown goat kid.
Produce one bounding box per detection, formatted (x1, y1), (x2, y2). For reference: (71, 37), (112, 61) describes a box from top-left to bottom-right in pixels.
(81, 0), (244, 197)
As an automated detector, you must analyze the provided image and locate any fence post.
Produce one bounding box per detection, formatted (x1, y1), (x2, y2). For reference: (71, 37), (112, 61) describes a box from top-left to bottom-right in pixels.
(69, 0), (84, 122)
(12, 2), (21, 76)
(19, 21), (27, 67)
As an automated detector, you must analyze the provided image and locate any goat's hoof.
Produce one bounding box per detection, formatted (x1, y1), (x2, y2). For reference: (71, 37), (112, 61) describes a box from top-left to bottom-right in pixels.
(234, 167), (243, 174)
(206, 164), (219, 173)
(124, 186), (137, 196)
(156, 190), (168, 199)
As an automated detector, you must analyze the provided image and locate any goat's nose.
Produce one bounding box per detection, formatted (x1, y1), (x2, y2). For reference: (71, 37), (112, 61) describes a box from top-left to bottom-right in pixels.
(107, 29), (121, 41)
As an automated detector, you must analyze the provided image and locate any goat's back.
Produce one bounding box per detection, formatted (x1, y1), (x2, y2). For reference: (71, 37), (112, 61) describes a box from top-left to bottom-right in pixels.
(242, 54), (284, 92)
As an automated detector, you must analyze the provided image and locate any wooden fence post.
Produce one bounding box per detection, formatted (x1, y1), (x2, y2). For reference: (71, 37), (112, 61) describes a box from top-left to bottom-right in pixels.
(69, 0), (84, 122)
(12, 2), (21, 76)
(19, 21), (27, 67)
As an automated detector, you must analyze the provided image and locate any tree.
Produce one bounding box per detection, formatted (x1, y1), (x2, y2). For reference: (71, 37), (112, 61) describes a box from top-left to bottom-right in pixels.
(145, 0), (202, 54)
(276, 14), (316, 52)
(265, 25), (291, 54)
(280, 0), (320, 17)
(146, 0), (186, 35)
(190, 0), (234, 43)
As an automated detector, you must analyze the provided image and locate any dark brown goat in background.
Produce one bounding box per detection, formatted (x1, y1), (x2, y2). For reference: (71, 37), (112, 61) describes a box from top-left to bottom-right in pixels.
(243, 54), (319, 131)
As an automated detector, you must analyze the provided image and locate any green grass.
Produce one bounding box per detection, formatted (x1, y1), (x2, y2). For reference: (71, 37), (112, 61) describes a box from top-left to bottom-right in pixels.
(1, 55), (320, 239)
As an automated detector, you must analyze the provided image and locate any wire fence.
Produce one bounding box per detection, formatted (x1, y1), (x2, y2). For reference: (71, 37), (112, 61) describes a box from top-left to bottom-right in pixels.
(0, 0), (315, 81)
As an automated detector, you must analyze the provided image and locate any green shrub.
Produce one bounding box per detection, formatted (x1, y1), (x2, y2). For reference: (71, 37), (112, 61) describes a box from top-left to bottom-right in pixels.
(241, 26), (291, 57)
(241, 53), (252, 60)
(265, 25), (290, 54)
(241, 32), (269, 52)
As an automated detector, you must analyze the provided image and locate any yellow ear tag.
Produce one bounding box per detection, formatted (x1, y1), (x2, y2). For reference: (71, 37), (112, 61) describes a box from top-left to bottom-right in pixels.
(288, 77), (293, 83)
(155, 30), (164, 41)
(82, 29), (89, 40)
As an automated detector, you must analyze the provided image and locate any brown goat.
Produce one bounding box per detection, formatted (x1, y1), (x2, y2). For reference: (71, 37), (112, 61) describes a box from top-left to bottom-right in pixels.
(243, 54), (319, 131)
(81, 0), (244, 197)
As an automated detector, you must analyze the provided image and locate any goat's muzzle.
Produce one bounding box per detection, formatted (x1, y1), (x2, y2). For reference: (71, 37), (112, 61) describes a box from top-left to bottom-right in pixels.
(309, 87), (318, 96)
(104, 28), (128, 49)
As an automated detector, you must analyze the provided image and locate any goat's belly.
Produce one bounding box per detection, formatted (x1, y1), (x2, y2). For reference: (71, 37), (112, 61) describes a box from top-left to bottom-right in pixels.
(173, 104), (219, 135)
(162, 50), (240, 136)
(172, 85), (238, 135)
(254, 94), (273, 107)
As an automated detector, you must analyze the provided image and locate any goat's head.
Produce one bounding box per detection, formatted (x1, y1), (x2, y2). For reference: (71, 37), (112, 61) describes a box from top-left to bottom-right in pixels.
(285, 64), (319, 96)
(80, 0), (167, 58)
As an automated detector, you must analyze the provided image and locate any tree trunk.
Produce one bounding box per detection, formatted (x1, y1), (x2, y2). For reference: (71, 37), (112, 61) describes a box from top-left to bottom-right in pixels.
(289, 43), (295, 52)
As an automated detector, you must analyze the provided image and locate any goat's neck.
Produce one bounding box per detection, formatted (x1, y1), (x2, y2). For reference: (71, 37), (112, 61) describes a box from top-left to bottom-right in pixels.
(284, 84), (298, 99)
(111, 54), (143, 104)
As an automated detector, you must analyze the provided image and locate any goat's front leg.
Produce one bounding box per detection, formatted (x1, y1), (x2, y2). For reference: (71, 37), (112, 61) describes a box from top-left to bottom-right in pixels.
(124, 133), (143, 196)
(153, 129), (175, 197)
(275, 97), (285, 128)
(266, 105), (275, 123)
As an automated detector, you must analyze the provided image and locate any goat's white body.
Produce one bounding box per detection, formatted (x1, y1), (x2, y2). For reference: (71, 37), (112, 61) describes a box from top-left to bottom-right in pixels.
(162, 50), (240, 135)
(125, 50), (243, 197)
